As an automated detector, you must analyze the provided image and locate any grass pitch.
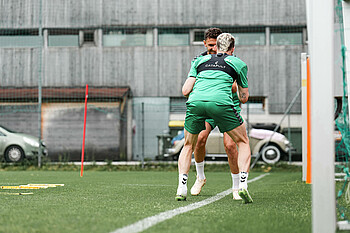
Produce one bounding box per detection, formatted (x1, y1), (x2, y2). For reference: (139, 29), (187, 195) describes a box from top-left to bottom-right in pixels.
(0, 170), (311, 233)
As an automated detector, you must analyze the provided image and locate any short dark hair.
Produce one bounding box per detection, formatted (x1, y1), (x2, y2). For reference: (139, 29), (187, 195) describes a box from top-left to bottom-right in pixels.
(204, 28), (222, 40)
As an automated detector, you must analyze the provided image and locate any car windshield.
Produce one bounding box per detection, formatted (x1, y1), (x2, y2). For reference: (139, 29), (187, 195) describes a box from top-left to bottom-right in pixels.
(0, 125), (16, 133)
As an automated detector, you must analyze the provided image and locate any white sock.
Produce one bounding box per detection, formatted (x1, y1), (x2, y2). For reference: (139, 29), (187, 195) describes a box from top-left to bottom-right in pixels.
(195, 161), (206, 180)
(231, 173), (240, 190)
(239, 172), (249, 190)
(177, 174), (188, 195)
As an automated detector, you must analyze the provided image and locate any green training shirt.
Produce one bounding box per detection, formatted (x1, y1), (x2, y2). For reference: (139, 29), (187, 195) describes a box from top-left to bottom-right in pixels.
(188, 53), (248, 107)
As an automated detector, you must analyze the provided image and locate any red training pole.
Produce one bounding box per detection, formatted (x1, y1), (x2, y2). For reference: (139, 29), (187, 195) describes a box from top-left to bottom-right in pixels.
(80, 84), (89, 177)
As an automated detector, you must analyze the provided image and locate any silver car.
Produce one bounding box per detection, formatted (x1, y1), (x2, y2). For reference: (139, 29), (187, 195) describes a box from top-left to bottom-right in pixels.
(163, 125), (293, 164)
(0, 125), (48, 162)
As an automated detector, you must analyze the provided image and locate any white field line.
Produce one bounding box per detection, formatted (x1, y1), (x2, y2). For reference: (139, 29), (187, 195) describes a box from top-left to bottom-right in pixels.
(122, 184), (174, 187)
(111, 173), (270, 233)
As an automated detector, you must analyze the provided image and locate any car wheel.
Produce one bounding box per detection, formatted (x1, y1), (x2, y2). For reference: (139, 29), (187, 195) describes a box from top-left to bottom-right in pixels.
(261, 145), (281, 164)
(5, 146), (24, 162)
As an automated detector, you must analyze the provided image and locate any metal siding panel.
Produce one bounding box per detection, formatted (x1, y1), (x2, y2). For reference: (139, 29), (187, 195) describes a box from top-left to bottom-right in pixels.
(101, 0), (158, 26)
(269, 47), (304, 113)
(134, 48), (157, 96)
(233, 47), (269, 97)
(158, 47), (191, 96)
(0, 0), (306, 28)
(0, 0), (39, 28)
(43, 0), (103, 27)
(158, 0), (306, 26)
(0, 49), (39, 86)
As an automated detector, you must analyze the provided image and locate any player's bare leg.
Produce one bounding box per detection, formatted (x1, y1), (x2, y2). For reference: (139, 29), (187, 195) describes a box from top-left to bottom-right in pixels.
(191, 122), (211, 195)
(226, 123), (253, 203)
(176, 129), (198, 201)
(223, 133), (241, 200)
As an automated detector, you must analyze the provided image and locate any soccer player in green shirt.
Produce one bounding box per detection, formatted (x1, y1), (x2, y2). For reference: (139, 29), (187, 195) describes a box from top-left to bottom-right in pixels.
(176, 33), (252, 204)
(190, 28), (242, 200)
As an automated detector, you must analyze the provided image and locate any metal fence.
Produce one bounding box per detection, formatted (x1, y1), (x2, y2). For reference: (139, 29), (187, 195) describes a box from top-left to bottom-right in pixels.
(0, 0), (309, 164)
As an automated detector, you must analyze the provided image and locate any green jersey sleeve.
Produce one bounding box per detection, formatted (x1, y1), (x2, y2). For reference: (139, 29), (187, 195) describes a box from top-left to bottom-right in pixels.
(188, 54), (212, 78)
(237, 65), (248, 88)
(225, 56), (248, 88)
(188, 59), (198, 78)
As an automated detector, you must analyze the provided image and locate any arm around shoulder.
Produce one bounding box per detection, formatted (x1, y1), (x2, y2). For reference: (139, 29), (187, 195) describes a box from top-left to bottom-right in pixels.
(182, 77), (196, 98)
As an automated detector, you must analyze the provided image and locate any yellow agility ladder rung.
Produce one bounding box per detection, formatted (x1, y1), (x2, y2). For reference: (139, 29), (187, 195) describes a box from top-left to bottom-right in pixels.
(0, 192), (34, 195)
(0, 186), (47, 189)
(27, 184), (65, 187)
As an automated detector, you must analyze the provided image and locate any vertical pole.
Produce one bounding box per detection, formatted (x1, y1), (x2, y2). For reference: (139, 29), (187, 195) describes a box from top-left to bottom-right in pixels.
(288, 113), (291, 162)
(126, 99), (133, 161)
(37, 0), (43, 168)
(306, 57), (312, 184)
(308, 0), (336, 232)
(80, 85), (89, 177)
(141, 102), (145, 169)
(246, 102), (249, 137)
(301, 53), (307, 181)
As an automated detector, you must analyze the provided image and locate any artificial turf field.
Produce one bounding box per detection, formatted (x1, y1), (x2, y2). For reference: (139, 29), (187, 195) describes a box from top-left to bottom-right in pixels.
(0, 170), (312, 233)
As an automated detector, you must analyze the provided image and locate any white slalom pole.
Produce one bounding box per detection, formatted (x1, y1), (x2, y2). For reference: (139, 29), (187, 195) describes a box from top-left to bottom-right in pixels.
(307, 0), (336, 232)
(301, 53), (307, 182)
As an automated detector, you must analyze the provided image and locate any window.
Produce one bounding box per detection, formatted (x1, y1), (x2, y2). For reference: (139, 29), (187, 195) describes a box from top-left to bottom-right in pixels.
(192, 27), (265, 46)
(103, 28), (153, 47)
(81, 30), (95, 46)
(0, 29), (40, 47)
(241, 97), (266, 114)
(83, 31), (94, 43)
(192, 29), (205, 45)
(270, 27), (304, 45)
(158, 29), (189, 46)
(194, 30), (204, 42)
(48, 29), (79, 47)
(225, 28), (265, 46)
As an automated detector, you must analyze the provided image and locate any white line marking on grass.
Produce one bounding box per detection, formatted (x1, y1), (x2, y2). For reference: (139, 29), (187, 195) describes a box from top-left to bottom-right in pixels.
(122, 184), (174, 187)
(111, 173), (270, 233)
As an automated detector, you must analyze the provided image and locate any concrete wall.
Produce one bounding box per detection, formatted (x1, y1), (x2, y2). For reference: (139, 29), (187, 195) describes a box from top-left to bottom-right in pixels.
(4, 0), (343, 160)
(0, 0), (306, 28)
(0, 44), (307, 113)
(0, 0), (309, 114)
(39, 0), (306, 27)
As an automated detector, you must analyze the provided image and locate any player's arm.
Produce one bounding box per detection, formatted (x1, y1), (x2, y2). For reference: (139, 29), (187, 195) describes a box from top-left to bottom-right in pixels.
(237, 85), (249, 104)
(182, 77), (196, 98)
(183, 56), (199, 98)
(236, 64), (249, 103)
(232, 80), (237, 93)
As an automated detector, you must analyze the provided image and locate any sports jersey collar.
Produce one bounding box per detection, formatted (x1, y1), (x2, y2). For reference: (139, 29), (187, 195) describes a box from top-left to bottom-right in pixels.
(216, 53), (229, 57)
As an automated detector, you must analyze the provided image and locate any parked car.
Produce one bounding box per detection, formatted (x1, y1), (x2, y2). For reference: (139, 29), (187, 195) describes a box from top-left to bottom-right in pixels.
(0, 125), (48, 162)
(160, 124), (294, 164)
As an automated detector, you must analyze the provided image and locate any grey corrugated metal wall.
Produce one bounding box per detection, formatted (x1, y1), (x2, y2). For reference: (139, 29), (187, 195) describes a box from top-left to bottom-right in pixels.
(0, 0), (309, 114)
(4, 0), (343, 160)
